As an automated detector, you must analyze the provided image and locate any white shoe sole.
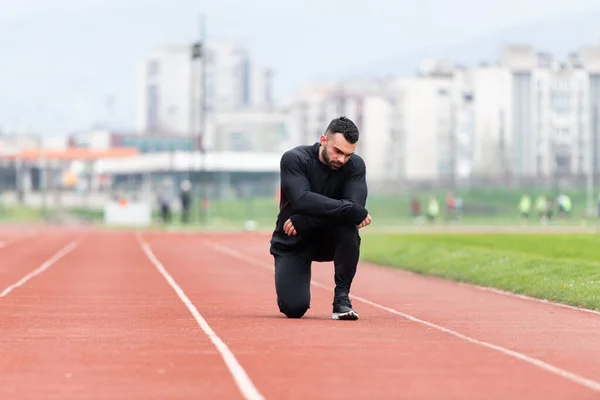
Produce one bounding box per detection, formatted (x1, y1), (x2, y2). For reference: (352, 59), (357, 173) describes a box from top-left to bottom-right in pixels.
(332, 310), (359, 320)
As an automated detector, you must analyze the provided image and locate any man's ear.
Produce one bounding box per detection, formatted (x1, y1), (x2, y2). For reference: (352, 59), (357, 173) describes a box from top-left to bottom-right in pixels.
(319, 134), (327, 145)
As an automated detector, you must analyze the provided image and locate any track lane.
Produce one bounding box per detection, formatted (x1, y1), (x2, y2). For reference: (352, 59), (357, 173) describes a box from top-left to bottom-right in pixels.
(142, 231), (598, 400)
(0, 229), (81, 291)
(0, 231), (245, 399)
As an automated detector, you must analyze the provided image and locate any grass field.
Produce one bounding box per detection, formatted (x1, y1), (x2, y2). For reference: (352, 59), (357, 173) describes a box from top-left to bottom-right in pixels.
(360, 232), (600, 311)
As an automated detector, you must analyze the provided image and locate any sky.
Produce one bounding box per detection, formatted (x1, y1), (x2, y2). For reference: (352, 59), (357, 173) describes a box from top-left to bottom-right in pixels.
(0, 0), (599, 136)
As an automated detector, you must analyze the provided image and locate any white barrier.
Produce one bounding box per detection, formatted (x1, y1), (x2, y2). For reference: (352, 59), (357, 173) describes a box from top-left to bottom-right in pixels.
(103, 200), (152, 227)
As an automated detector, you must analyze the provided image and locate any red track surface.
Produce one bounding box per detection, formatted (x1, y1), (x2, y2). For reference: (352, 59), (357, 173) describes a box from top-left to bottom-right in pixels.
(1, 226), (599, 399)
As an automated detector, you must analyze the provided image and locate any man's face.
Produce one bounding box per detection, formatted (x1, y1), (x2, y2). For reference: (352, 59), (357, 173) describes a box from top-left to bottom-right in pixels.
(320, 132), (356, 170)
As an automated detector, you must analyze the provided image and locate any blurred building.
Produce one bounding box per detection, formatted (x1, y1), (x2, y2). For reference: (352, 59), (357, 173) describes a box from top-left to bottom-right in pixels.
(289, 83), (349, 145)
(135, 40), (274, 135)
(384, 62), (475, 185)
(289, 63), (475, 186)
(288, 80), (391, 183)
(471, 45), (600, 180)
(289, 42), (600, 186)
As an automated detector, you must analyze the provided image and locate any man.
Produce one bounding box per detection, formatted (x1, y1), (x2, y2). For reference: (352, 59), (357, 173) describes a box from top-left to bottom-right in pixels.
(269, 116), (371, 321)
(180, 180), (192, 224)
(157, 179), (174, 225)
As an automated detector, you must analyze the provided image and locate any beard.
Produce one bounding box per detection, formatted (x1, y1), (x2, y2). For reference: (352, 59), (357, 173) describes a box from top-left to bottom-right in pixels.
(322, 145), (343, 170)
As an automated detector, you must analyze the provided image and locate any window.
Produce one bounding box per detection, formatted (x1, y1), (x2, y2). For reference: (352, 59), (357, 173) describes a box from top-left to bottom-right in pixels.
(146, 84), (159, 131)
(229, 132), (251, 152)
(551, 93), (571, 114)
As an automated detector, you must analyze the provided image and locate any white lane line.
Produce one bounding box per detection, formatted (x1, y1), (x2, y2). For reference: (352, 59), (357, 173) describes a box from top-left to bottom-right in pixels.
(0, 240), (80, 298)
(135, 232), (265, 400)
(204, 240), (600, 394)
(364, 260), (600, 317)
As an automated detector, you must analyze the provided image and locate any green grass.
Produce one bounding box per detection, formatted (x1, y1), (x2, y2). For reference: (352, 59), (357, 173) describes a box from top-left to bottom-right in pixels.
(360, 233), (600, 311)
(0, 205), (44, 222)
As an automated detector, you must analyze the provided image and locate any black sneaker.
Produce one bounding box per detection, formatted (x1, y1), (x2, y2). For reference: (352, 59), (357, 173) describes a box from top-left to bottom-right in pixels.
(332, 295), (359, 320)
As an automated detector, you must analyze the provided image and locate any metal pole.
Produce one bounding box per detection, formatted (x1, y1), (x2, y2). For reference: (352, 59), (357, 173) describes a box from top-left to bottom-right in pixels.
(188, 51), (195, 186)
(199, 13), (208, 225)
(587, 103), (597, 216)
(450, 95), (457, 190)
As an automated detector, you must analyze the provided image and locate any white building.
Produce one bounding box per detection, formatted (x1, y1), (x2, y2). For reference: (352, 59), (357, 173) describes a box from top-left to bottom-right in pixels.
(290, 63), (476, 185)
(289, 80), (395, 183)
(135, 44), (191, 135)
(584, 47), (600, 176)
(249, 66), (274, 108)
(470, 64), (512, 177)
(288, 42), (600, 185)
(380, 62), (475, 185)
(289, 83), (342, 145)
(135, 40), (274, 136)
(470, 45), (600, 180)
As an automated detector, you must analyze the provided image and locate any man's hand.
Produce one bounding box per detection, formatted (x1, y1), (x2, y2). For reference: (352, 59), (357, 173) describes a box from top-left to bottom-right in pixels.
(284, 218), (297, 236)
(357, 214), (371, 229)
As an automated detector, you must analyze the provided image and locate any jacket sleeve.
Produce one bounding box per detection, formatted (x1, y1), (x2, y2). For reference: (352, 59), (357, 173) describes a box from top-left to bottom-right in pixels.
(342, 156), (368, 208)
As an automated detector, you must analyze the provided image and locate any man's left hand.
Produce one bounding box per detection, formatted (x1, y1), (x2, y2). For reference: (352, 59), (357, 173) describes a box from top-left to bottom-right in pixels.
(284, 218), (297, 236)
(357, 214), (372, 229)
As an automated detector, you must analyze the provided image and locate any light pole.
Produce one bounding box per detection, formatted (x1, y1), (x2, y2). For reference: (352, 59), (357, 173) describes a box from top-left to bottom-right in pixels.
(199, 14), (208, 225)
(190, 14), (208, 224)
(587, 103), (597, 216)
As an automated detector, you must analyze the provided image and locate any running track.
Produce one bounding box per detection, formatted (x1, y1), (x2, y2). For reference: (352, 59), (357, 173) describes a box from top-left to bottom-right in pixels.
(1, 225), (599, 399)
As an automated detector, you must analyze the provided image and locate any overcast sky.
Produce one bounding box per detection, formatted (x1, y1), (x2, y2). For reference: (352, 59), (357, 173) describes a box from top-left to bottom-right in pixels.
(1, 0), (599, 135)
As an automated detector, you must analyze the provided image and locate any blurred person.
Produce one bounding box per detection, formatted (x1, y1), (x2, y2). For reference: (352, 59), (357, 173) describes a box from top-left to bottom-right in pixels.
(180, 180), (192, 224)
(269, 116), (371, 321)
(454, 195), (463, 221)
(410, 196), (421, 220)
(157, 179), (174, 225)
(445, 191), (455, 220)
(426, 195), (439, 222)
(519, 194), (531, 221)
(546, 198), (554, 221)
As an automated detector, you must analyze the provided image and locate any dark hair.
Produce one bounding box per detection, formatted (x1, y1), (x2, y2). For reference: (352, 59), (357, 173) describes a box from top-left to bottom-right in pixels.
(325, 116), (359, 144)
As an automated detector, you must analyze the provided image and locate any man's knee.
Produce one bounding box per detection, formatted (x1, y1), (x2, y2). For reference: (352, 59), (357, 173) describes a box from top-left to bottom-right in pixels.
(273, 251), (312, 318)
(278, 298), (310, 318)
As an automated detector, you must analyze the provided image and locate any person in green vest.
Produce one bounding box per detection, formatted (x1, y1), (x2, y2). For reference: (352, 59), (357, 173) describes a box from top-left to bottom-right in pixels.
(519, 194), (531, 221)
(426, 195), (440, 223)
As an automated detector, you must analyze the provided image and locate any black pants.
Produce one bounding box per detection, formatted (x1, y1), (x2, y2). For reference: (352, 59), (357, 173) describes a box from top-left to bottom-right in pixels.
(181, 206), (190, 224)
(271, 223), (361, 318)
(160, 205), (171, 224)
